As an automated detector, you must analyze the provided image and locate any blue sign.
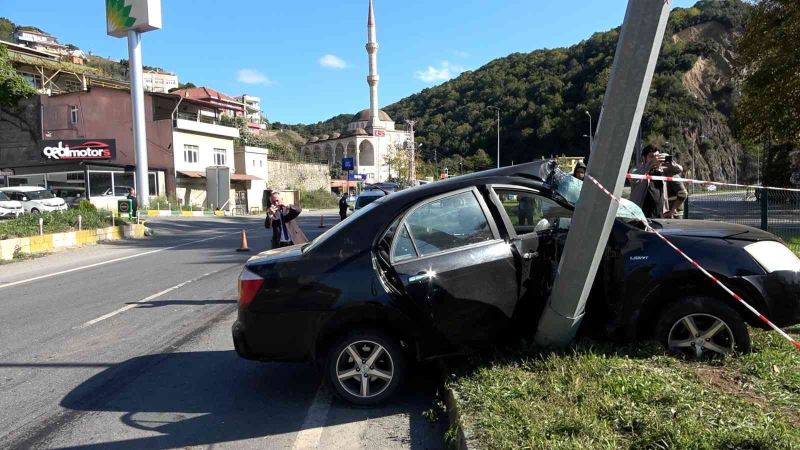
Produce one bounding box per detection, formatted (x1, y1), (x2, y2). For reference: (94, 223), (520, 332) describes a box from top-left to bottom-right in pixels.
(348, 173), (367, 182)
(342, 157), (355, 171)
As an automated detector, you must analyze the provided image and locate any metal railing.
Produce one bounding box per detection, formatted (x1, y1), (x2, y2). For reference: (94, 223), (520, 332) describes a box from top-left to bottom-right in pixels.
(685, 186), (800, 254)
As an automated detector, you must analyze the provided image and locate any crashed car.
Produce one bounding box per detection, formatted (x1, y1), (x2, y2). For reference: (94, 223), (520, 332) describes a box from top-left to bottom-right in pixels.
(233, 161), (800, 405)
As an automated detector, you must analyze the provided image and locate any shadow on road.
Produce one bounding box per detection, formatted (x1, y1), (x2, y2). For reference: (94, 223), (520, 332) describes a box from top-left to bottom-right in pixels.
(32, 351), (443, 449)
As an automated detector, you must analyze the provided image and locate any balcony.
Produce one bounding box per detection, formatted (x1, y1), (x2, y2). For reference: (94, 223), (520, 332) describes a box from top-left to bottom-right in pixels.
(174, 113), (240, 139)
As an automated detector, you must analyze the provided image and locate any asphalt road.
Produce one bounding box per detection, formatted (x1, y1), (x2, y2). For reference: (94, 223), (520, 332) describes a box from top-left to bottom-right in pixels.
(0, 213), (445, 449)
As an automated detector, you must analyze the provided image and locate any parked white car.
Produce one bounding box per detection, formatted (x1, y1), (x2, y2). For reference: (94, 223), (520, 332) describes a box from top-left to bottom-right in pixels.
(0, 191), (24, 219)
(0, 186), (67, 214)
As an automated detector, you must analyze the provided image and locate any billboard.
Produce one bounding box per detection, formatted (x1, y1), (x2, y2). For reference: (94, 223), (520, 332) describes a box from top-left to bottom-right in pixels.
(206, 166), (231, 211)
(106, 0), (162, 38)
(41, 140), (116, 161)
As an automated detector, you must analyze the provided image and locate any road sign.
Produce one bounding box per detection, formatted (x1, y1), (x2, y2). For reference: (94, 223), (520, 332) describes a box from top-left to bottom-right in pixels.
(342, 158), (355, 171)
(348, 173), (367, 182)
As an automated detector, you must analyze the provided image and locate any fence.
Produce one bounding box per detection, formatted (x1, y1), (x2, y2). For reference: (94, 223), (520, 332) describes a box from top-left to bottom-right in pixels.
(684, 185), (800, 254)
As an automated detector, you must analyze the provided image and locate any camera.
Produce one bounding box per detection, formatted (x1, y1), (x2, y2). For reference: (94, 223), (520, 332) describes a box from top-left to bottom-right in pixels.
(664, 154), (673, 164)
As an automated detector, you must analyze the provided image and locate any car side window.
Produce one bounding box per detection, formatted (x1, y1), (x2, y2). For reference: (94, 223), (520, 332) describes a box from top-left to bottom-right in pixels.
(495, 189), (572, 236)
(397, 190), (494, 258)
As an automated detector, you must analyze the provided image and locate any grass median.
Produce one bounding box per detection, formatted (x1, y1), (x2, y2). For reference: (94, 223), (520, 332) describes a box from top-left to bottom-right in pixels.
(0, 209), (119, 240)
(447, 329), (800, 449)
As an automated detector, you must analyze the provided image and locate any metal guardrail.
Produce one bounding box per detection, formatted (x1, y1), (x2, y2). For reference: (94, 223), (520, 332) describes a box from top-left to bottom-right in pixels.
(685, 186), (800, 253)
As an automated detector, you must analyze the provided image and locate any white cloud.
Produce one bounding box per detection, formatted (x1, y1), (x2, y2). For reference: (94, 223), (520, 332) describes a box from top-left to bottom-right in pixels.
(414, 61), (466, 83)
(453, 50), (470, 58)
(237, 69), (272, 85)
(319, 54), (348, 69)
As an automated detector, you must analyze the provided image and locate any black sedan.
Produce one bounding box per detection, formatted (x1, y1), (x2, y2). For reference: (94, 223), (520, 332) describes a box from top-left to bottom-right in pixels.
(233, 161), (800, 405)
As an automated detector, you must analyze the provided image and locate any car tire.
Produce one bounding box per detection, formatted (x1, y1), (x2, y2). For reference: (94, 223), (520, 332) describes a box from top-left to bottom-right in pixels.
(655, 296), (750, 359)
(326, 330), (406, 406)
(30, 208), (40, 215)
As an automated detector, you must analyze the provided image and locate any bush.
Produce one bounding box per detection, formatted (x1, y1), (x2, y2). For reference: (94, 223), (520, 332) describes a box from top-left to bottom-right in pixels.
(300, 189), (338, 209)
(0, 209), (114, 240)
(78, 199), (97, 212)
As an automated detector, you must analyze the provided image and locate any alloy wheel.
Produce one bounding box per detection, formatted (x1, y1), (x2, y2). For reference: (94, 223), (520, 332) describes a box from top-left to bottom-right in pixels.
(334, 340), (394, 399)
(667, 313), (735, 359)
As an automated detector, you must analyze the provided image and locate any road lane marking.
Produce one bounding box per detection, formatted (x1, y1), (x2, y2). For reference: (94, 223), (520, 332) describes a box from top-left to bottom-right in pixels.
(0, 234), (231, 291)
(79, 268), (231, 328)
(292, 383), (333, 450)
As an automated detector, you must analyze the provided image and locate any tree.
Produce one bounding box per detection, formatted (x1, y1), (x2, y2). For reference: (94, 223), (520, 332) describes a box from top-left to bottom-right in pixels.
(0, 44), (37, 108)
(735, 0), (800, 146)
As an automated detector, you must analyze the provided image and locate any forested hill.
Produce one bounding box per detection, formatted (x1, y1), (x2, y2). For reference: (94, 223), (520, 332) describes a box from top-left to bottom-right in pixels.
(285, 0), (752, 181)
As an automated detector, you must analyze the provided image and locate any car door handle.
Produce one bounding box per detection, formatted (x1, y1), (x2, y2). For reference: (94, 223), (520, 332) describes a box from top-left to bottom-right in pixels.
(409, 271), (435, 283)
(523, 252), (538, 260)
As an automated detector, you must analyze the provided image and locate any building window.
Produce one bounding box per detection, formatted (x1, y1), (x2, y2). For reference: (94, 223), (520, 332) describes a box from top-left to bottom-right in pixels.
(19, 71), (42, 89)
(69, 106), (79, 125)
(260, 160), (264, 167)
(213, 148), (227, 166)
(183, 145), (199, 164)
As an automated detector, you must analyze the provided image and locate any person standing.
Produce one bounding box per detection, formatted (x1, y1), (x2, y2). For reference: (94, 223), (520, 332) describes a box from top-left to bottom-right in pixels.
(662, 154), (688, 218)
(573, 161), (586, 181)
(630, 144), (669, 218)
(339, 192), (349, 221)
(127, 187), (138, 216)
(266, 192), (307, 249)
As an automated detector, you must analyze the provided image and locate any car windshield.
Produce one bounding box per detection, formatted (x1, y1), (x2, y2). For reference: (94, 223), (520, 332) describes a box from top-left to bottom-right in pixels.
(25, 189), (55, 200)
(550, 167), (646, 223)
(0, 192), (9, 201)
(356, 195), (382, 209)
(303, 198), (384, 253)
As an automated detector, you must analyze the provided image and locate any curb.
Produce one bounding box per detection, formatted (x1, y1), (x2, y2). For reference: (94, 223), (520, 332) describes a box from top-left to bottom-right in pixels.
(438, 362), (474, 450)
(144, 210), (227, 217)
(0, 224), (146, 261)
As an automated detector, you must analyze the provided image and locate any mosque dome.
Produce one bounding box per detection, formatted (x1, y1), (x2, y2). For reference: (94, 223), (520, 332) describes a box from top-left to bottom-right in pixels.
(351, 108), (392, 123)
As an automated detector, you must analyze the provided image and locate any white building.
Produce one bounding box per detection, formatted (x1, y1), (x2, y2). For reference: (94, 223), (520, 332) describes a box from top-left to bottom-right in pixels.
(142, 70), (179, 94)
(13, 28), (68, 56)
(299, 0), (412, 184)
(234, 146), (268, 212)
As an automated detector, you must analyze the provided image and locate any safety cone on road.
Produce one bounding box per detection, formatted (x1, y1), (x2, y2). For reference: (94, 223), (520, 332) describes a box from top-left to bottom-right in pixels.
(237, 229), (251, 252)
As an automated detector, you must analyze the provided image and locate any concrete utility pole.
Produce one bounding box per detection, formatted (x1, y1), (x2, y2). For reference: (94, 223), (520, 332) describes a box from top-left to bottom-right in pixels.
(535, 0), (672, 347)
(406, 120), (416, 185)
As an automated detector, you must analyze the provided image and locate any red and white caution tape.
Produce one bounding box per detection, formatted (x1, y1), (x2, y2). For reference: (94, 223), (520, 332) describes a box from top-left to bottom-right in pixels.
(627, 173), (800, 193)
(587, 174), (800, 352)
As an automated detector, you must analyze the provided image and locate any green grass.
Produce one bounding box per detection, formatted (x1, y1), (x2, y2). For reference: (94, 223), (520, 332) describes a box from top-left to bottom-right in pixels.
(0, 209), (120, 240)
(448, 329), (800, 450)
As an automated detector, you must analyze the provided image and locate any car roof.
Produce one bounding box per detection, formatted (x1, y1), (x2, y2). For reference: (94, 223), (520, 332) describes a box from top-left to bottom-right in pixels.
(0, 186), (49, 192)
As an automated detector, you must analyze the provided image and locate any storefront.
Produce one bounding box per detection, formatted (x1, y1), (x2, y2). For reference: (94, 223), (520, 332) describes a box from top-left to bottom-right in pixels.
(2, 139), (167, 209)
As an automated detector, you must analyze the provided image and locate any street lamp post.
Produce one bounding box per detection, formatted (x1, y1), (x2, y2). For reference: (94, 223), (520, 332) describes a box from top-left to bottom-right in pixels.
(488, 106), (500, 168)
(584, 110), (593, 156)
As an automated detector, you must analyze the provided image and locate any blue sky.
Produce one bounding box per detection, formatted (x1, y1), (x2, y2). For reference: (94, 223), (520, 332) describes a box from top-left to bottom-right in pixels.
(4, 0), (697, 124)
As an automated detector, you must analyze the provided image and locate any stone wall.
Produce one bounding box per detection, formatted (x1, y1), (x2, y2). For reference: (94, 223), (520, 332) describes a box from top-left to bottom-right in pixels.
(267, 160), (330, 192)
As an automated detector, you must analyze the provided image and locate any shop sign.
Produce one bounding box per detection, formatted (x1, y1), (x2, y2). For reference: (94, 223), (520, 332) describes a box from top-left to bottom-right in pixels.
(107, 0), (162, 38)
(41, 140), (116, 161)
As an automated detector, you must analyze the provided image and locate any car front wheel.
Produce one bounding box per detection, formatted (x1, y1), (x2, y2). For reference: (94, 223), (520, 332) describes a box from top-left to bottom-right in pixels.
(327, 330), (406, 406)
(30, 208), (40, 214)
(655, 296), (750, 359)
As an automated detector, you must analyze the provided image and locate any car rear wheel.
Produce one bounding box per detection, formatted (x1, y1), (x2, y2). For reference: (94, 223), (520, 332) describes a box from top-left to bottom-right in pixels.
(656, 296), (750, 359)
(30, 208), (40, 214)
(326, 330), (405, 406)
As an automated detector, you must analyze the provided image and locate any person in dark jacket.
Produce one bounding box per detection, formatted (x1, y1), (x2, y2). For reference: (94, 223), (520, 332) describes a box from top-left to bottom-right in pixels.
(573, 160), (586, 180)
(266, 192), (307, 249)
(339, 192), (349, 221)
(127, 188), (138, 216)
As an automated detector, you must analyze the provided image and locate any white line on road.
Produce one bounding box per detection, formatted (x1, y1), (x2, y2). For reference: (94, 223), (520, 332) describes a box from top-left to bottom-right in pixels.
(79, 267), (230, 328)
(0, 234), (230, 291)
(292, 383), (333, 450)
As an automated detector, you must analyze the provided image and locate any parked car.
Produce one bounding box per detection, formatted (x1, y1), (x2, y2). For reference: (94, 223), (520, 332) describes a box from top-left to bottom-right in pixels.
(0, 186), (67, 213)
(0, 191), (24, 219)
(353, 189), (386, 210)
(51, 187), (87, 208)
(232, 161), (800, 405)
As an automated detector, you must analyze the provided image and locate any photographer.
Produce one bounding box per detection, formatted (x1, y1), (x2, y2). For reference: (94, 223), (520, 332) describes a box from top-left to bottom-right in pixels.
(663, 154), (688, 218)
(630, 144), (669, 218)
(265, 191), (307, 249)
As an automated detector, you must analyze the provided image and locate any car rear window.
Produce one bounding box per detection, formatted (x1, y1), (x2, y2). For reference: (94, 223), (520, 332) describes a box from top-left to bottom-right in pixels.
(356, 195), (381, 209)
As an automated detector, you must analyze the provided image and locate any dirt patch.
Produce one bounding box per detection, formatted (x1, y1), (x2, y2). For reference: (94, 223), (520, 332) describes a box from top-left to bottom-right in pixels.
(683, 57), (710, 101)
(694, 366), (800, 426)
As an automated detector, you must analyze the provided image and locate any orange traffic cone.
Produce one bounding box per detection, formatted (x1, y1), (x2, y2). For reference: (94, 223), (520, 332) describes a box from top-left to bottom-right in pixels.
(237, 229), (251, 252)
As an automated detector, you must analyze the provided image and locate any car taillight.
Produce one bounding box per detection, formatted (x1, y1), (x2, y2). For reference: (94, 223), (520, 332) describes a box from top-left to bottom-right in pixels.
(238, 268), (264, 309)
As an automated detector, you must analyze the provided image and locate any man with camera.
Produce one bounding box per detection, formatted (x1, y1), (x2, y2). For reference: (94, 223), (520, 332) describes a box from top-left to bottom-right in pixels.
(630, 144), (678, 218)
(265, 191), (307, 249)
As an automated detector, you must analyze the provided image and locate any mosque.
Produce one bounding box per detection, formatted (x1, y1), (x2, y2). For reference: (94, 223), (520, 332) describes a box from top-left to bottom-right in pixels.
(300, 0), (413, 184)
